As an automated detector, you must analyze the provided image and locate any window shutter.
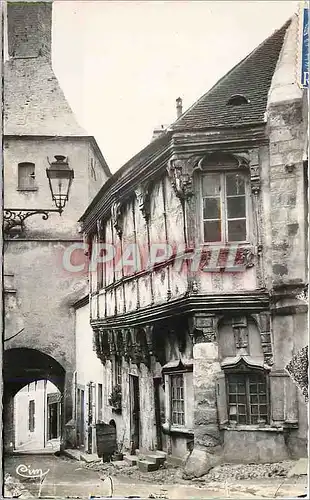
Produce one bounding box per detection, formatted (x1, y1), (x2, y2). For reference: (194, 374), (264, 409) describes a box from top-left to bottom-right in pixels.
(18, 162), (36, 190)
(284, 376), (298, 425)
(216, 371), (228, 426)
(269, 371), (285, 422)
(270, 371), (299, 427)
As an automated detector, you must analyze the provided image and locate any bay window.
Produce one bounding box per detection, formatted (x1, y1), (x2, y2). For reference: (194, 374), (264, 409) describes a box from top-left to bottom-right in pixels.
(201, 171), (249, 243)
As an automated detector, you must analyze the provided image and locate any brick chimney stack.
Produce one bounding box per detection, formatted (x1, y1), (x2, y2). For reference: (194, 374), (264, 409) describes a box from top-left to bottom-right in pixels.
(7, 0), (53, 59)
(176, 97), (183, 119)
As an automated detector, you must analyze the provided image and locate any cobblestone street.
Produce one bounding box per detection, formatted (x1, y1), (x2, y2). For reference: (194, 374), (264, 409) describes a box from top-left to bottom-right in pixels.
(4, 454), (308, 499)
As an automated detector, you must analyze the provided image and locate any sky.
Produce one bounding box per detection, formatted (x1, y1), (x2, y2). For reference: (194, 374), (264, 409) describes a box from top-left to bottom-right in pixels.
(52, 1), (299, 174)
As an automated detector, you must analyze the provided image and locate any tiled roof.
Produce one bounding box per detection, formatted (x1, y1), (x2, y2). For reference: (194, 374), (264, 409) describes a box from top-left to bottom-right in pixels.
(4, 57), (86, 136)
(170, 20), (291, 131)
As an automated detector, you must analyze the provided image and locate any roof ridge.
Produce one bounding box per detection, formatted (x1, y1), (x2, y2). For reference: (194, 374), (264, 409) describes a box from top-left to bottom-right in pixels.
(169, 17), (292, 131)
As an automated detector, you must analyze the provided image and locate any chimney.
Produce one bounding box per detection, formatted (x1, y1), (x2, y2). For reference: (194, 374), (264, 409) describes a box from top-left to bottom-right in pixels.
(7, 0), (53, 59)
(151, 124), (167, 141)
(176, 97), (183, 119)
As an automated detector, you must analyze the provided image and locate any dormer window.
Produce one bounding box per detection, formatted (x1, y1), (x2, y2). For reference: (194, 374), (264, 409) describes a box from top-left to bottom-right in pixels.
(18, 162), (37, 191)
(227, 94), (250, 106)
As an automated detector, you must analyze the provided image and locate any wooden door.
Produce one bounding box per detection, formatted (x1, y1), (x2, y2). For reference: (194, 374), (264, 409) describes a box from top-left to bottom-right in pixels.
(153, 378), (162, 450)
(130, 375), (140, 453)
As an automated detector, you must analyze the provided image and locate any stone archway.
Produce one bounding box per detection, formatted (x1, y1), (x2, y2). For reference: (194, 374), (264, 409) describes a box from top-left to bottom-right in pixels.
(3, 348), (66, 453)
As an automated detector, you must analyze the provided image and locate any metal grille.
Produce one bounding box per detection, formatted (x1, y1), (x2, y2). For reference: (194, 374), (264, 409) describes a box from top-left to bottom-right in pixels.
(227, 373), (268, 425)
(171, 374), (185, 426)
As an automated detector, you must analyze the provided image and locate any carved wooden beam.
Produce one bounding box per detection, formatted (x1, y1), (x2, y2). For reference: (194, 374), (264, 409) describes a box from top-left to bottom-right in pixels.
(166, 155), (201, 201)
(144, 324), (154, 356)
(135, 183), (151, 222)
(252, 312), (273, 366)
(232, 316), (249, 351)
(188, 313), (217, 344)
(249, 149), (260, 195)
(92, 326), (111, 365)
(111, 200), (123, 238)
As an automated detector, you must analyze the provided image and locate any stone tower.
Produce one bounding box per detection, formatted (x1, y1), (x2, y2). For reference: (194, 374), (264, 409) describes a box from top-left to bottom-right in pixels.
(3, 0), (111, 451)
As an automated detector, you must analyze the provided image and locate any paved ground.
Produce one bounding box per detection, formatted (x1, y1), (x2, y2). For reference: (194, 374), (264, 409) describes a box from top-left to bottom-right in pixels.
(4, 454), (308, 499)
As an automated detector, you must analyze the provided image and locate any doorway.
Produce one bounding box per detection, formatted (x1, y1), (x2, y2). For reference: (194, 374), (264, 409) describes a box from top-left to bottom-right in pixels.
(76, 388), (85, 448)
(153, 378), (162, 450)
(47, 397), (61, 440)
(129, 375), (140, 453)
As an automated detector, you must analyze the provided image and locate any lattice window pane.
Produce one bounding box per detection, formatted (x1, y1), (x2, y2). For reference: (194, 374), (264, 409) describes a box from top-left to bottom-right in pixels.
(171, 374), (185, 426)
(227, 373), (269, 425)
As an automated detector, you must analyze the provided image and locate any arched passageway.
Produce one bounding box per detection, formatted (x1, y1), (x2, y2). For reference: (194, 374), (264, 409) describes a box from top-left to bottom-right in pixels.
(3, 348), (66, 453)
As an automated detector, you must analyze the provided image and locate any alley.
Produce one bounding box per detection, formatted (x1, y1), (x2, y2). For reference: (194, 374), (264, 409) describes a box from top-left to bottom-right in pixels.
(4, 454), (308, 499)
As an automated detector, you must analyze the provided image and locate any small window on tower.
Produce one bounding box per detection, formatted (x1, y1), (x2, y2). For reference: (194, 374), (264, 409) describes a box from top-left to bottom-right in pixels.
(18, 162), (37, 191)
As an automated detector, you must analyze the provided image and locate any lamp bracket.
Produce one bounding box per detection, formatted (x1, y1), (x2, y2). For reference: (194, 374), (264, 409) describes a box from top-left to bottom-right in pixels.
(4, 208), (61, 234)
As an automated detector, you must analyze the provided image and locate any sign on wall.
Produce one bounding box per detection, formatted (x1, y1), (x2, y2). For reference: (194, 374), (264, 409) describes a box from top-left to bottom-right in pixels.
(299, 3), (309, 88)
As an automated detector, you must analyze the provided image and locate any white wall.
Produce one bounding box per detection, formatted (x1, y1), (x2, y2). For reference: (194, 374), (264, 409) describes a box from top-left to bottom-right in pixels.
(75, 301), (105, 452)
(14, 380), (59, 450)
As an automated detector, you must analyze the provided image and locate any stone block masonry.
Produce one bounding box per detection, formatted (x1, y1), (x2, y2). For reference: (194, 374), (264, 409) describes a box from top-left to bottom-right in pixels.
(7, 1), (52, 59)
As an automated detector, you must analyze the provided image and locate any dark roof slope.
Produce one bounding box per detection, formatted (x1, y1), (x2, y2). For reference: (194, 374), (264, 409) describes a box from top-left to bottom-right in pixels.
(170, 20), (290, 131)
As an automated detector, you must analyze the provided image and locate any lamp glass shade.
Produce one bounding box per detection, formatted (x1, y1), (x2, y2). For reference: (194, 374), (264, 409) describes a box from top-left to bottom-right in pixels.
(46, 156), (74, 212)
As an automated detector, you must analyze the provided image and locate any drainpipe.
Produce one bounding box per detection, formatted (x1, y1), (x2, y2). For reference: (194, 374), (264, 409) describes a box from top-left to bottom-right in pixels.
(43, 380), (47, 448)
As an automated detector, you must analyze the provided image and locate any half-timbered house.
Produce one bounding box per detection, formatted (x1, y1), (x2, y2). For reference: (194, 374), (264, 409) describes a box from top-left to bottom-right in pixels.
(79, 15), (308, 475)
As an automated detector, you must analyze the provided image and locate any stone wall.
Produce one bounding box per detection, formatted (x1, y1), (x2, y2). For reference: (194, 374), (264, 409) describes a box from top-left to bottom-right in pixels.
(7, 0), (52, 59)
(265, 13), (308, 458)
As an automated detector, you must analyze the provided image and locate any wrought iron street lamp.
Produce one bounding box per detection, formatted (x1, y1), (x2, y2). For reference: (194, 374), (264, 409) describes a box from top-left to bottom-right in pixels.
(4, 155), (74, 234)
(46, 155), (74, 214)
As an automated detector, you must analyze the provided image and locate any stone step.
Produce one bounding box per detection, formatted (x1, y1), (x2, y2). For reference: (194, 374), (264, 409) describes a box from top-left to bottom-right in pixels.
(62, 449), (81, 461)
(135, 449), (166, 459)
(144, 454), (166, 467)
(152, 450), (166, 459)
(124, 454), (138, 466)
(80, 452), (101, 463)
(137, 459), (159, 472)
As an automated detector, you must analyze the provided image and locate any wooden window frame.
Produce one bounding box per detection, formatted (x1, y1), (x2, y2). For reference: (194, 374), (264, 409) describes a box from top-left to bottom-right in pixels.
(113, 356), (122, 388)
(226, 371), (270, 426)
(170, 373), (185, 427)
(97, 224), (105, 292)
(200, 169), (251, 244)
(17, 162), (38, 191)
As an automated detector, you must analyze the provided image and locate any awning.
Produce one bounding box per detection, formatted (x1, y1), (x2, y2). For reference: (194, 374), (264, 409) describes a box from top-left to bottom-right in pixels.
(221, 355), (270, 371)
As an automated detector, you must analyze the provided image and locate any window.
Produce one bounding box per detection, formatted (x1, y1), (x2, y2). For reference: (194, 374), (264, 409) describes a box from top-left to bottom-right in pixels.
(201, 171), (248, 243)
(29, 400), (35, 432)
(97, 227), (105, 291)
(18, 162), (37, 191)
(170, 374), (185, 426)
(98, 384), (103, 421)
(114, 357), (122, 387)
(227, 372), (269, 425)
(227, 94), (250, 106)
